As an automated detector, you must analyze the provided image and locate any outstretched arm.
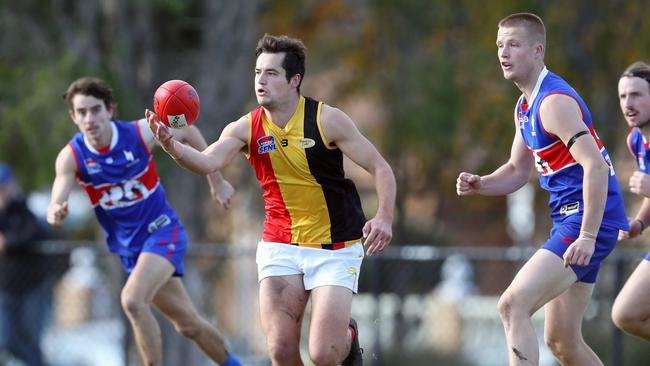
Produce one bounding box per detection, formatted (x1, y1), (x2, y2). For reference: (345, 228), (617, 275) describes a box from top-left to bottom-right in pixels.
(47, 146), (76, 227)
(145, 109), (248, 176)
(138, 118), (234, 208)
(320, 105), (395, 256)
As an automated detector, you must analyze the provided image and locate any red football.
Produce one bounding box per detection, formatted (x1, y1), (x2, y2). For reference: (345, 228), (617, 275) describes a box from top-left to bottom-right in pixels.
(153, 80), (200, 128)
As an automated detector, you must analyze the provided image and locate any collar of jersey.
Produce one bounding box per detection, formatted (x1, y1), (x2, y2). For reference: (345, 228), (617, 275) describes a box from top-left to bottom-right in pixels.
(528, 66), (549, 107)
(83, 121), (118, 154)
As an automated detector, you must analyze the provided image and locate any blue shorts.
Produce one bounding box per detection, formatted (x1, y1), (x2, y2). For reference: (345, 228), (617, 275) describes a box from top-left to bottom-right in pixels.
(119, 223), (188, 277)
(542, 221), (618, 283)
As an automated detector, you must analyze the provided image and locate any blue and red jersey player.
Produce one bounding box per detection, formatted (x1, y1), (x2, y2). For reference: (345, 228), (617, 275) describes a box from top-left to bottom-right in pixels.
(626, 127), (650, 260)
(515, 67), (628, 282)
(48, 76), (241, 366)
(69, 120), (187, 274)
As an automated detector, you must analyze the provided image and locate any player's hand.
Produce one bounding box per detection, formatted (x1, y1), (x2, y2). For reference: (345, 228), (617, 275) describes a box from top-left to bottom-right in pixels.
(629, 172), (650, 197)
(620, 219), (643, 241)
(563, 236), (595, 267)
(145, 109), (174, 151)
(362, 215), (392, 256)
(619, 229), (630, 241)
(456, 172), (481, 196)
(209, 176), (235, 209)
(47, 201), (69, 227)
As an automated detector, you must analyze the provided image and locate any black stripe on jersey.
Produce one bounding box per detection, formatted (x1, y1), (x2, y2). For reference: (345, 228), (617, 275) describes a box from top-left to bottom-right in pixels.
(303, 97), (365, 243)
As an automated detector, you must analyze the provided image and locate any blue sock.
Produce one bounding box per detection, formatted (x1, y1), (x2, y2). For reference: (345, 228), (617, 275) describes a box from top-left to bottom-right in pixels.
(221, 354), (243, 366)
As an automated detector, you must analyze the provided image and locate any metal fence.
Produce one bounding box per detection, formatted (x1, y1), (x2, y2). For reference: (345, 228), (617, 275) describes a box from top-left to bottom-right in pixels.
(1, 241), (649, 366)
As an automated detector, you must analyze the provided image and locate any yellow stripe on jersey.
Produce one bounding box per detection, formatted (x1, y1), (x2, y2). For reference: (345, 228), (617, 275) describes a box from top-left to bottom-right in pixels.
(262, 97), (334, 244)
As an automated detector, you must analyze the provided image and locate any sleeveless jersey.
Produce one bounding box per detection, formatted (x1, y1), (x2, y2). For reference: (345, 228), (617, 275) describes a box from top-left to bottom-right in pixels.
(69, 121), (182, 255)
(247, 96), (366, 248)
(627, 128), (650, 173)
(515, 68), (628, 228)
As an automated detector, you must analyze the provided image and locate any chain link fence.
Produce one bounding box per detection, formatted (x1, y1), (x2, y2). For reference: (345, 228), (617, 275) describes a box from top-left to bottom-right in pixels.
(1, 241), (649, 366)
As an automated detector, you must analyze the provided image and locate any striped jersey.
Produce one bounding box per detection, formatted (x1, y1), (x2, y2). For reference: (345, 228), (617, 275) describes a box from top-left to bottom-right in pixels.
(247, 96), (366, 248)
(627, 128), (650, 173)
(515, 68), (628, 228)
(69, 121), (182, 256)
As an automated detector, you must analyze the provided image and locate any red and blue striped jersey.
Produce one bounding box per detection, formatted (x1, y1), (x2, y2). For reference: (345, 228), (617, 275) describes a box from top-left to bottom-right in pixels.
(515, 68), (628, 228)
(69, 121), (182, 255)
(627, 128), (650, 173)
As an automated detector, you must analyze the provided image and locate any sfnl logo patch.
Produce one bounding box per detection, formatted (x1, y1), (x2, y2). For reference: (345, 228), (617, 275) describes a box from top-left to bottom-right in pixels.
(257, 135), (277, 154)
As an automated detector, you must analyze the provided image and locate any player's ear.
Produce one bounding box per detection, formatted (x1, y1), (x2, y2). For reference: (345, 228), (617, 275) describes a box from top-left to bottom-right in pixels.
(290, 73), (301, 88)
(68, 109), (76, 122)
(535, 42), (545, 59)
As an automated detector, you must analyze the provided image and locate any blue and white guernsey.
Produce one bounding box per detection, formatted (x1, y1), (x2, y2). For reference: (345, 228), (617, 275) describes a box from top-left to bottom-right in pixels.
(69, 121), (182, 256)
(515, 67), (628, 229)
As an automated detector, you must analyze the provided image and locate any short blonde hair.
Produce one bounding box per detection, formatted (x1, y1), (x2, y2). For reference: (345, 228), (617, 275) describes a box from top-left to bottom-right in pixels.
(498, 13), (546, 48)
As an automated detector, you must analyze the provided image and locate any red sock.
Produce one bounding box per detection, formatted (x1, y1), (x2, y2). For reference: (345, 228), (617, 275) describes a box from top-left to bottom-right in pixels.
(348, 324), (356, 344)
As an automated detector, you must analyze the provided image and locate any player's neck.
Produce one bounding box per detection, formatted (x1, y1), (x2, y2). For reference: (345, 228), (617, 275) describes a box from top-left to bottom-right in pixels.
(638, 121), (650, 138)
(517, 64), (545, 101)
(263, 94), (300, 128)
(87, 128), (113, 151)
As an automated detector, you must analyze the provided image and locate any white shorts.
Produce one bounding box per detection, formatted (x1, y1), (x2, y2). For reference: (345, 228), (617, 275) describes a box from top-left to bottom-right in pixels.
(256, 241), (365, 293)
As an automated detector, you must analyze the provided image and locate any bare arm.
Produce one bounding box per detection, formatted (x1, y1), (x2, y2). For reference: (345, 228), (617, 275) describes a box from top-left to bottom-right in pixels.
(320, 105), (395, 256)
(138, 118), (235, 208)
(145, 109), (248, 175)
(540, 94), (610, 266)
(46, 146), (77, 227)
(456, 126), (533, 196)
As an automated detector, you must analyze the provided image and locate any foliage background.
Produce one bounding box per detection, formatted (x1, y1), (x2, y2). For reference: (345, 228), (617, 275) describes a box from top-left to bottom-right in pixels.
(4, 0), (650, 364)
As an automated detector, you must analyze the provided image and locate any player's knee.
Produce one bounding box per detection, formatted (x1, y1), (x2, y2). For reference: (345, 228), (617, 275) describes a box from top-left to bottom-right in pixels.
(120, 292), (147, 317)
(544, 334), (581, 362)
(611, 300), (636, 331)
(497, 293), (516, 325)
(308, 344), (340, 366)
(267, 338), (299, 364)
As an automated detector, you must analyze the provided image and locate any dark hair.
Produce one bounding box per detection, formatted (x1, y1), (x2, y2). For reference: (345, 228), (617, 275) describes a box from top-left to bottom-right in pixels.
(255, 34), (307, 92)
(63, 77), (115, 112)
(621, 61), (650, 92)
(498, 13), (546, 48)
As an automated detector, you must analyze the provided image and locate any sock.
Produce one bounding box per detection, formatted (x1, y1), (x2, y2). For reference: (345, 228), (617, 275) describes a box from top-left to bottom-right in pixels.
(221, 354), (243, 366)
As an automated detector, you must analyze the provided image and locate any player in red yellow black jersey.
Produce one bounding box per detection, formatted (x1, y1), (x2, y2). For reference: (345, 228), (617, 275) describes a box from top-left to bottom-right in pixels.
(146, 34), (396, 366)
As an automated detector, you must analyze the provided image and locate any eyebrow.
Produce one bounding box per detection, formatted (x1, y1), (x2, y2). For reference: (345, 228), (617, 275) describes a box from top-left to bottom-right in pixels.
(75, 103), (103, 111)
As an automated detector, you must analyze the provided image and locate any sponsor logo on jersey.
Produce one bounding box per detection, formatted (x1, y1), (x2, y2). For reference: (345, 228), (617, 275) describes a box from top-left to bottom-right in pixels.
(518, 111), (529, 129)
(124, 150), (134, 161)
(85, 158), (102, 174)
(148, 214), (171, 233)
(559, 201), (580, 216)
(257, 135), (277, 154)
(299, 138), (316, 148)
